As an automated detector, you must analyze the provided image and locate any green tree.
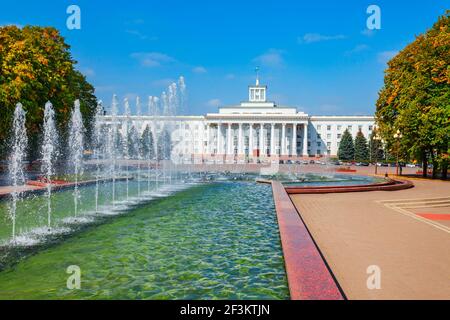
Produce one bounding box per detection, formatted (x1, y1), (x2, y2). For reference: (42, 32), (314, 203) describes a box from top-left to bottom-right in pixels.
(369, 130), (384, 163)
(338, 129), (354, 161)
(354, 131), (369, 162)
(141, 125), (155, 160)
(157, 129), (172, 160)
(0, 25), (97, 161)
(375, 12), (450, 179)
(127, 125), (139, 159)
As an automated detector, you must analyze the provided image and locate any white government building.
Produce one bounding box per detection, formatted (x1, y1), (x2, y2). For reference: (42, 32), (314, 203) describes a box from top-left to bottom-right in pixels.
(101, 76), (375, 163)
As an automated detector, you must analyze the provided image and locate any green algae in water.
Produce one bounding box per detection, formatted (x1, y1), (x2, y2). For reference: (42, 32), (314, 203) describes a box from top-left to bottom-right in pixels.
(0, 182), (289, 300)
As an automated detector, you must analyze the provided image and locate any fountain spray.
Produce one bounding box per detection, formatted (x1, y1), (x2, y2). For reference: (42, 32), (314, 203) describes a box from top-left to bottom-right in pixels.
(41, 102), (59, 228)
(110, 95), (119, 208)
(123, 98), (131, 200)
(8, 103), (28, 242)
(68, 100), (85, 218)
(93, 101), (104, 213)
(136, 97), (142, 198)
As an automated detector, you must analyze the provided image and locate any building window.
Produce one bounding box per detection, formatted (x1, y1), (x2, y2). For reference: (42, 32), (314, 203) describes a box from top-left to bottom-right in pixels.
(327, 134), (331, 139)
(369, 125), (373, 131)
(317, 142), (321, 147)
(317, 134), (321, 139)
(337, 134), (342, 139)
(358, 125), (363, 131)
(337, 125), (342, 131)
(255, 89), (260, 100)
(327, 125), (331, 131)
(317, 125), (321, 131)
(348, 125), (352, 130)
(327, 142), (331, 148)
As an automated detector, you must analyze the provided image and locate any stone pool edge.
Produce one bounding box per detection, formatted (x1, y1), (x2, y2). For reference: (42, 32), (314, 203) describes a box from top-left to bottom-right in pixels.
(271, 181), (344, 300)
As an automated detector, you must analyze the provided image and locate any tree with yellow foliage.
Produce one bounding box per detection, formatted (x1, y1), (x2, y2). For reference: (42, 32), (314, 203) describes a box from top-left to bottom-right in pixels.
(0, 25), (97, 161)
(376, 11), (450, 179)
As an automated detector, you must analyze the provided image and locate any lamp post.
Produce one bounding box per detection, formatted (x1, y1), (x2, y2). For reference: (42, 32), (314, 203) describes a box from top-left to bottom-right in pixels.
(393, 129), (403, 176)
(373, 133), (382, 175)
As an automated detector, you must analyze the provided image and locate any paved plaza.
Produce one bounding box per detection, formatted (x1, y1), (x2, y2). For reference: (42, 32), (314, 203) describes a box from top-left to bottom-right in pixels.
(290, 178), (450, 299)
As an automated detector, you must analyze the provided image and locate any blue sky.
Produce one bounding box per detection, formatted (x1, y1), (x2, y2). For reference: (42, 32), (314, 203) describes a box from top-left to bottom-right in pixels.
(1, 0), (448, 115)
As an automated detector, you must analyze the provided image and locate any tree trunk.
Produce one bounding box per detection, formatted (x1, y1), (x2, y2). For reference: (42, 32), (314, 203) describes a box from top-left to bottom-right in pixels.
(431, 151), (437, 179)
(442, 159), (448, 180)
(432, 163), (437, 179)
(422, 150), (428, 178)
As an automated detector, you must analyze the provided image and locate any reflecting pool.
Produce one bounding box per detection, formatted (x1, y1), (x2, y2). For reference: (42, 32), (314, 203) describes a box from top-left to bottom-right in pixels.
(0, 181), (289, 300)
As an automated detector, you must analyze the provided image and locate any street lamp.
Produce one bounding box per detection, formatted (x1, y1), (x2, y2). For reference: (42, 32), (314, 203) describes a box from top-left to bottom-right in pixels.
(373, 133), (382, 175)
(393, 129), (403, 176)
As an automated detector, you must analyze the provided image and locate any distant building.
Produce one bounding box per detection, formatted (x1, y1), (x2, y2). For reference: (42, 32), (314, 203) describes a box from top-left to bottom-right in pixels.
(100, 76), (374, 163)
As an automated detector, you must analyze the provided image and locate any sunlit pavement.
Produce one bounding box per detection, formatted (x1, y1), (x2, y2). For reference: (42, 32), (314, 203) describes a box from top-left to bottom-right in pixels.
(290, 178), (450, 299)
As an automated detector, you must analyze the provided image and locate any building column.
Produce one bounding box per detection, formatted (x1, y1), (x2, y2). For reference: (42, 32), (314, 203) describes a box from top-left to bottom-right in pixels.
(206, 123), (211, 155)
(270, 123), (275, 156)
(227, 123), (232, 155)
(292, 123), (297, 157)
(249, 123), (254, 158)
(217, 123), (221, 155)
(303, 123), (308, 156)
(238, 123), (243, 156)
(281, 123), (286, 156)
(259, 123), (264, 157)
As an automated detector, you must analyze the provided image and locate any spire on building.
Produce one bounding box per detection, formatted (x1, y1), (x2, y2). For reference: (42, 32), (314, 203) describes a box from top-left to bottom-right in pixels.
(255, 66), (260, 86)
(248, 67), (267, 103)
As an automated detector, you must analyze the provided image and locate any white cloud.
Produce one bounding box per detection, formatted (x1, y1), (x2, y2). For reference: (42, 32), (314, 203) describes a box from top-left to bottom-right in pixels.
(192, 66), (207, 74)
(130, 52), (176, 67)
(205, 99), (221, 107)
(126, 29), (157, 41)
(299, 33), (346, 44)
(345, 44), (370, 56)
(253, 49), (285, 68)
(378, 50), (398, 64)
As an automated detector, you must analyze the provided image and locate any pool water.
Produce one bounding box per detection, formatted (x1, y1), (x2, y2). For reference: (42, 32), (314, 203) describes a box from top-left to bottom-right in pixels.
(282, 174), (384, 187)
(0, 182), (289, 299)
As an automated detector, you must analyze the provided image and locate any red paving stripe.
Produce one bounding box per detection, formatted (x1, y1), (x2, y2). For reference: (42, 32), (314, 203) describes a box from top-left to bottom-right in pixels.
(417, 213), (450, 221)
(271, 181), (344, 300)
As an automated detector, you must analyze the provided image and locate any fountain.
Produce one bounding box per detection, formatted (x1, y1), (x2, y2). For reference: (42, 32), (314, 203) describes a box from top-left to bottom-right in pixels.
(109, 94), (119, 207)
(160, 91), (168, 184)
(8, 103), (28, 242)
(68, 99), (85, 218)
(149, 96), (160, 190)
(93, 101), (104, 213)
(135, 97), (142, 198)
(41, 101), (59, 228)
(123, 98), (131, 201)
(178, 76), (187, 115)
(2, 76), (192, 247)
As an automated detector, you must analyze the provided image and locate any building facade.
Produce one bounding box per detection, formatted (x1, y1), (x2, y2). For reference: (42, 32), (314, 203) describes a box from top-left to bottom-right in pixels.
(101, 78), (375, 163)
